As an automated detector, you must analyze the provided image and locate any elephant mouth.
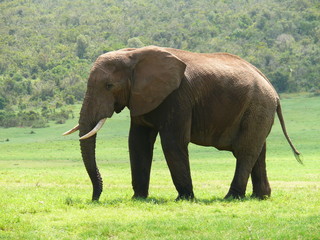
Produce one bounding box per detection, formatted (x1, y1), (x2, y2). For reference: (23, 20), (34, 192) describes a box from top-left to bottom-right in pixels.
(114, 102), (125, 114)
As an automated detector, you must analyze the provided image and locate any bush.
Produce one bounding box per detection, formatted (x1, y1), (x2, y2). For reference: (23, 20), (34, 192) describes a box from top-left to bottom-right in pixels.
(31, 118), (49, 128)
(0, 97), (7, 110)
(270, 70), (290, 93)
(64, 95), (75, 105)
(0, 110), (19, 128)
(55, 118), (66, 124)
(127, 37), (145, 48)
(49, 108), (72, 124)
(0, 105), (75, 128)
(312, 89), (320, 97)
(0, 110), (49, 128)
(17, 110), (48, 128)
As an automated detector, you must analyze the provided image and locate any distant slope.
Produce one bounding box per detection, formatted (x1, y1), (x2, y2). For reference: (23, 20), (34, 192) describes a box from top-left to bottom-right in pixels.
(0, 0), (319, 115)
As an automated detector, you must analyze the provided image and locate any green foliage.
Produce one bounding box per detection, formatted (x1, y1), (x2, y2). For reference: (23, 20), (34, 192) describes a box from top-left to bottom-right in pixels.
(0, 109), (18, 127)
(127, 37), (145, 48)
(17, 110), (46, 128)
(0, 109), (48, 128)
(0, 0), (319, 127)
(0, 106), (73, 128)
(76, 34), (89, 59)
(49, 108), (72, 124)
(0, 97), (7, 110)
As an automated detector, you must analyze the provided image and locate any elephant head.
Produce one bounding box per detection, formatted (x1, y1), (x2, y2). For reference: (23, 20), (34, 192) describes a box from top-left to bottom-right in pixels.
(63, 46), (186, 201)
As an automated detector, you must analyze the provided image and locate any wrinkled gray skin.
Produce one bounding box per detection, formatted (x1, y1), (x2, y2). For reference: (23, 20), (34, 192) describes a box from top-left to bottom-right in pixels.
(72, 46), (300, 201)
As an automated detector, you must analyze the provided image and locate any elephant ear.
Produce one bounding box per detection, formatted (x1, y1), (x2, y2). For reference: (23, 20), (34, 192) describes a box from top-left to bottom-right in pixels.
(128, 46), (186, 117)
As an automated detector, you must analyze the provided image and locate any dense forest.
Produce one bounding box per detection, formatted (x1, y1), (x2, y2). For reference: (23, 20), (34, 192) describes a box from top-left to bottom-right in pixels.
(0, 0), (319, 127)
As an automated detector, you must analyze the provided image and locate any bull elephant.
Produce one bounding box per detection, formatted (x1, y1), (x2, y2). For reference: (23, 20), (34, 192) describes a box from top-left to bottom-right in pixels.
(63, 46), (301, 201)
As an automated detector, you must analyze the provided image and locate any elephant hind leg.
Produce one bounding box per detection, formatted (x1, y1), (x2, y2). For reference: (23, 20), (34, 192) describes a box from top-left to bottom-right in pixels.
(225, 108), (274, 199)
(224, 153), (257, 199)
(251, 143), (271, 199)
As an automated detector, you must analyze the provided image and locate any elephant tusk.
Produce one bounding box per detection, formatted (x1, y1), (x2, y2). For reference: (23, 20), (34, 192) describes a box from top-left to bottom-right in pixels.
(79, 118), (107, 140)
(62, 124), (80, 136)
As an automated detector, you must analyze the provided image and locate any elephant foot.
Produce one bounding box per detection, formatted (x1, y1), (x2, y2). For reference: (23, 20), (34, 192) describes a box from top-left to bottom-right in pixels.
(251, 183), (271, 200)
(224, 189), (245, 200)
(251, 189), (271, 200)
(250, 193), (270, 200)
(132, 193), (148, 199)
(175, 192), (195, 201)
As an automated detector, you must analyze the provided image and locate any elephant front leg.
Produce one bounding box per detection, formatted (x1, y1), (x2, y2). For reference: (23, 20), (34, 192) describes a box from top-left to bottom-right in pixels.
(160, 130), (194, 200)
(129, 123), (158, 199)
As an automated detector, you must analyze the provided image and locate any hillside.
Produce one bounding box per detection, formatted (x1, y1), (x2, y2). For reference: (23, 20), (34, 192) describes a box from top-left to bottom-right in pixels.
(0, 0), (319, 127)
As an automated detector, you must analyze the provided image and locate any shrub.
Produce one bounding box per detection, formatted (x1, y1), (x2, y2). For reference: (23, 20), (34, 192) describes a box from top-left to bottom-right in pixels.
(49, 108), (71, 124)
(64, 95), (75, 105)
(0, 110), (19, 128)
(17, 111), (48, 128)
(0, 97), (7, 110)
(31, 118), (49, 128)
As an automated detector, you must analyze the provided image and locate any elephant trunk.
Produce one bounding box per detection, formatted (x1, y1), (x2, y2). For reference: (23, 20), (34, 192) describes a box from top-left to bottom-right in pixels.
(79, 90), (103, 201)
(79, 134), (103, 201)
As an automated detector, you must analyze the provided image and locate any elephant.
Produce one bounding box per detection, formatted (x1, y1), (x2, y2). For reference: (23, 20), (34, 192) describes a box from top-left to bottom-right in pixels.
(63, 46), (301, 201)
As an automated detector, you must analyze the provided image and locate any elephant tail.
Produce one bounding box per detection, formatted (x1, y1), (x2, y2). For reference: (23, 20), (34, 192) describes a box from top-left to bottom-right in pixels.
(276, 101), (303, 165)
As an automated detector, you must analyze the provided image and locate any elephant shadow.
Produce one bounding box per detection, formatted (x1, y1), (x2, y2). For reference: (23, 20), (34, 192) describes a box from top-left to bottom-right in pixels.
(85, 196), (258, 206)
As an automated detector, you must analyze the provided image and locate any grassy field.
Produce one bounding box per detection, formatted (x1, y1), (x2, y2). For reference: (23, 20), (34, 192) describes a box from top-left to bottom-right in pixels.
(0, 95), (319, 240)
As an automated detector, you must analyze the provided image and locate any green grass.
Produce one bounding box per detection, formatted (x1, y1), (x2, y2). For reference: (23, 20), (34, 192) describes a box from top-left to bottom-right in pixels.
(0, 95), (319, 239)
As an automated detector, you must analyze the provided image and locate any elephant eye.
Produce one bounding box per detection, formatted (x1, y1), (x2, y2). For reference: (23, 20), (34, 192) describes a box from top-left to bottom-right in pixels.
(106, 83), (114, 90)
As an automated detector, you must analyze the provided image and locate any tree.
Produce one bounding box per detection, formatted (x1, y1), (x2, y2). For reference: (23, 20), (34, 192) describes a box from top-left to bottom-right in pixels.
(0, 97), (6, 110)
(76, 35), (88, 59)
(127, 37), (145, 48)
